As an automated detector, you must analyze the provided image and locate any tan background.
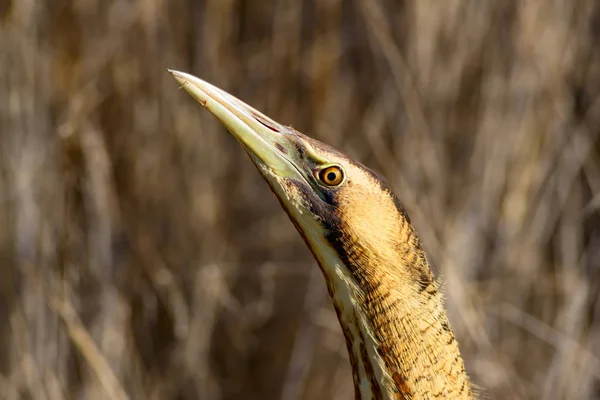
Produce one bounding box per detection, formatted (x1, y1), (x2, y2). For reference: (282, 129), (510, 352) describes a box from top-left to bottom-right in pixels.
(1, 1), (600, 399)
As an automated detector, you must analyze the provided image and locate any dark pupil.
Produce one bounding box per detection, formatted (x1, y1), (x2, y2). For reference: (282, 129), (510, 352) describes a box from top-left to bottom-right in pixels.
(327, 171), (337, 182)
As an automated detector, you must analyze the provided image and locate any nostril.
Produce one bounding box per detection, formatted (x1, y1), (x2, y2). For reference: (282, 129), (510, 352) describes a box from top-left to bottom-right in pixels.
(252, 112), (280, 133)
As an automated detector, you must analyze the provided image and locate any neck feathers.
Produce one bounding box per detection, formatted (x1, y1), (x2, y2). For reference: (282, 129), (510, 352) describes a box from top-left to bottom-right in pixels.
(315, 176), (474, 399)
(270, 156), (474, 398)
(322, 218), (473, 399)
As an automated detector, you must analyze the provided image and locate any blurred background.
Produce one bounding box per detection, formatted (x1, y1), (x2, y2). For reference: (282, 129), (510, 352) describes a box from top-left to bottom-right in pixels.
(1, 1), (600, 399)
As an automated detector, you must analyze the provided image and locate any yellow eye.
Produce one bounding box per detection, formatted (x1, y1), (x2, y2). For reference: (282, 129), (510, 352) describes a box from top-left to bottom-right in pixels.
(318, 166), (344, 186)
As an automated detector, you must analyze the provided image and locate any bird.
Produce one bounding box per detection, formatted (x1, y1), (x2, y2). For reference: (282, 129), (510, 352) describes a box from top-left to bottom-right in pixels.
(168, 69), (474, 400)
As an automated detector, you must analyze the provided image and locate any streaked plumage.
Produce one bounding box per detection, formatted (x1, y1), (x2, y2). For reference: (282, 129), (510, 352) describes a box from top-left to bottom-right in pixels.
(169, 70), (474, 399)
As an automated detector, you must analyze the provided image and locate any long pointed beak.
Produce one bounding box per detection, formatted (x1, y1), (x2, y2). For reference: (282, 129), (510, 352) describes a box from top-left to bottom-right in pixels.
(168, 69), (302, 179)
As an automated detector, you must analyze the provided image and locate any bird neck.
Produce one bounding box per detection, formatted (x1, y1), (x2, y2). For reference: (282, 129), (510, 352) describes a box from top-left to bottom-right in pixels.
(309, 225), (474, 399)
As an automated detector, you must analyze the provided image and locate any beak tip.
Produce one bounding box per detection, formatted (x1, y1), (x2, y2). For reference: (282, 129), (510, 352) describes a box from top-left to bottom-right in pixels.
(168, 69), (211, 107)
(167, 69), (185, 83)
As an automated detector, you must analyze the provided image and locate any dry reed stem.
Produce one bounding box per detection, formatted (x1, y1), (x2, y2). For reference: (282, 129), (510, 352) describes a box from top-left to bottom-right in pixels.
(1, 1), (600, 399)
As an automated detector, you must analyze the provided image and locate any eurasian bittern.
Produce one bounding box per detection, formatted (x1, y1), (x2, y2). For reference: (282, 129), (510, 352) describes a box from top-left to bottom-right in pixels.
(169, 70), (473, 399)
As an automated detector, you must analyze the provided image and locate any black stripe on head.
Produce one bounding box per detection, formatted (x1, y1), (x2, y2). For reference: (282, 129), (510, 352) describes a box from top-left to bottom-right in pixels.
(285, 178), (342, 239)
(281, 177), (372, 286)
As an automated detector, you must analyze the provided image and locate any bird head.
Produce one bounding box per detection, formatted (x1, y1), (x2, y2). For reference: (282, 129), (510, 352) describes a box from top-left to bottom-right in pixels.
(169, 70), (421, 288)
